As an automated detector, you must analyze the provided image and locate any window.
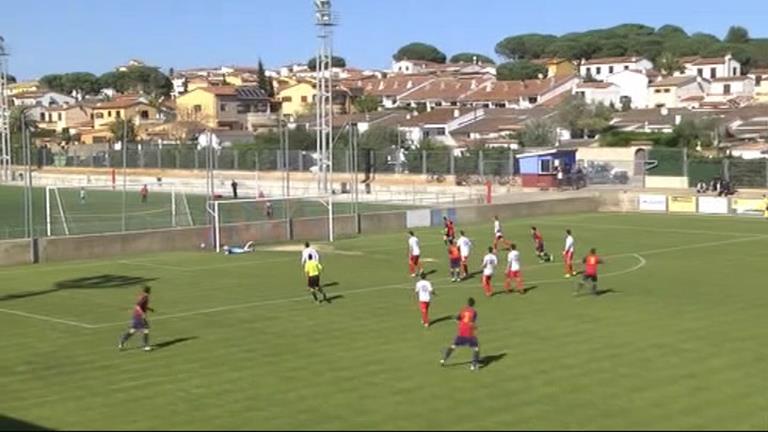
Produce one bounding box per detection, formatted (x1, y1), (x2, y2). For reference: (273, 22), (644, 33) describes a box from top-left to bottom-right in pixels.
(756, 75), (763, 86)
(710, 68), (717, 79)
(107, 110), (112, 118)
(539, 159), (553, 174)
(654, 89), (662, 93)
(300, 96), (308, 103)
(193, 105), (202, 113)
(115, 111), (121, 119)
(220, 104), (227, 112)
(140, 110), (149, 120)
(663, 88), (671, 93)
(697, 68), (704, 77)
(585, 67), (591, 76)
(596, 66), (602, 75)
(608, 66), (614, 74)
(39, 112), (46, 121)
(575, 91), (586, 99)
(723, 84), (731, 95)
(528, 96), (538, 104)
(624, 65), (629, 70)
(732, 67), (737, 76)
(282, 96), (293, 102)
(57, 113), (62, 121)
(94, 112), (104, 119)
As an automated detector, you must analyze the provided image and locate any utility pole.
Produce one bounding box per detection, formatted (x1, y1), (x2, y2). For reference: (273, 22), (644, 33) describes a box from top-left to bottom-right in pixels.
(0, 36), (11, 182)
(314, 0), (335, 194)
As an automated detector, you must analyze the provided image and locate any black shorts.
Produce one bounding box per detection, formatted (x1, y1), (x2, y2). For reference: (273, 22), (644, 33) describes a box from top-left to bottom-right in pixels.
(582, 274), (597, 282)
(308, 275), (320, 288)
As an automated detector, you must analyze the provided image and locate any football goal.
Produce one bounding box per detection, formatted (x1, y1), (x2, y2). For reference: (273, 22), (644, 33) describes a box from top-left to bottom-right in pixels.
(45, 184), (194, 236)
(210, 194), (334, 252)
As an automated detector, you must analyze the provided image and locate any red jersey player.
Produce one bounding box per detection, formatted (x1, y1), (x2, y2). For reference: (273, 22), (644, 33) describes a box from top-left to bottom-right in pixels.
(447, 240), (461, 282)
(576, 248), (604, 296)
(443, 216), (456, 246)
(118, 286), (154, 352)
(440, 297), (481, 371)
(531, 226), (552, 263)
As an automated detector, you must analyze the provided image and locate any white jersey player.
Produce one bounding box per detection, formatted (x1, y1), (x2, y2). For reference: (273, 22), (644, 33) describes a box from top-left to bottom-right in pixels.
(415, 273), (435, 327)
(492, 216), (509, 252)
(481, 247), (498, 297)
(408, 231), (422, 277)
(457, 230), (472, 278)
(563, 229), (576, 278)
(504, 243), (525, 294)
(301, 242), (320, 266)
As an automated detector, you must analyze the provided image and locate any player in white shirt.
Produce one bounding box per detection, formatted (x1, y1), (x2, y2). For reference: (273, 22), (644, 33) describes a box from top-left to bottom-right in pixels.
(301, 242), (320, 266)
(492, 216), (511, 252)
(407, 231), (423, 277)
(563, 229), (576, 278)
(504, 243), (525, 294)
(456, 230), (472, 279)
(414, 273), (435, 327)
(481, 247), (498, 297)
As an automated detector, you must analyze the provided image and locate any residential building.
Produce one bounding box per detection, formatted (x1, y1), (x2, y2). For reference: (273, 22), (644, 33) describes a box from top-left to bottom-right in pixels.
(648, 76), (709, 108)
(398, 77), (488, 110)
(460, 75), (578, 109)
(678, 54), (741, 79)
(347, 75), (434, 109)
(398, 107), (481, 146)
(572, 82), (621, 107)
(90, 95), (160, 130)
(37, 105), (93, 133)
(531, 58), (577, 78)
(450, 107), (557, 145)
(579, 56), (653, 81)
(748, 69), (768, 103)
(605, 69), (652, 109)
(175, 86), (273, 131)
(291, 110), (408, 134)
(11, 91), (75, 108)
(704, 76), (755, 107)
(115, 59), (150, 72)
(277, 81), (315, 118)
(5, 80), (42, 97)
(391, 59), (442, 75)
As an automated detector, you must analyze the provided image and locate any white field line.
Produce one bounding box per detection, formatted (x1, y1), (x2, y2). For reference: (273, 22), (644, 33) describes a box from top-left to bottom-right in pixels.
(89, 254), (648, 329)
(2, 234), (766, 329)
(538, 221), (760, 237)
(0, 307), (95, 329)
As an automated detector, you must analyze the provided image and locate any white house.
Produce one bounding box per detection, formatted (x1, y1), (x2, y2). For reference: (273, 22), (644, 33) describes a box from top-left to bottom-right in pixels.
(572, 82), (621, 107)
(678, 54), (741, 80)
(605, 69), (651, 109)
(579, 56), (653, 81)
(648, 76), (709, 108)
(706, 76), (755, 103)
(397, 107), (483, 147)
(391, 59), (441, 75)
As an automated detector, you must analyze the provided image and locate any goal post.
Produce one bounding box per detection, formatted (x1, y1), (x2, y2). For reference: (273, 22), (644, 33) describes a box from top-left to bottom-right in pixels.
(44, 184), (193, 236)
(211, 194), (334, 253)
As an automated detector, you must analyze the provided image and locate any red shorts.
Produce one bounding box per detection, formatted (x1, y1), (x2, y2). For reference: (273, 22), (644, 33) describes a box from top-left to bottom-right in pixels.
(410, 255), (420, 266)
(419, 301), (430, 313)
(482, 274), (492, 283)
(564, 251), (574, 262)
(495, 233), (503, 240)
(507, 270), (521, 278)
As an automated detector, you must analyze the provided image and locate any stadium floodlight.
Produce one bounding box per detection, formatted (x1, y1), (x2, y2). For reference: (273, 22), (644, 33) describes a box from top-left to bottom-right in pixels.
(0, 35), (11, 183)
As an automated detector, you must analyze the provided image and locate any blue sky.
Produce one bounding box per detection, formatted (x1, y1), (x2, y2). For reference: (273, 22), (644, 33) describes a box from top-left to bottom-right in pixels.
(1, 0), (767, 80)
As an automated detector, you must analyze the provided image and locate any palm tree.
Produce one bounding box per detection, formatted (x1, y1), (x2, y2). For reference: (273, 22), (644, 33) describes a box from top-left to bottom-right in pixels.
(656, 52), (684, 77)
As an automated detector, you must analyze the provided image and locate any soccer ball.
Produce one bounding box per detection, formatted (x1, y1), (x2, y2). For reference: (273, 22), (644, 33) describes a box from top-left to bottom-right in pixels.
(200, 243), (206, 249)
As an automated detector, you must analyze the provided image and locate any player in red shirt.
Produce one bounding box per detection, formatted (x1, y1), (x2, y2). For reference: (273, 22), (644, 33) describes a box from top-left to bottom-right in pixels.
(447, 240), (461, 282)
(531, 226), (552, 263)
(440, 297), (481, 371)
(576, 248), (604, 296)
(118, 286), (154, 352)
(442, 216), (455, 246)
(140, 184), (149, 204)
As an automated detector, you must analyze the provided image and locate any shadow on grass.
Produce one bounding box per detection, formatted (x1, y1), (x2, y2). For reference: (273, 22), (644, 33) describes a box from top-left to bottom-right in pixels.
(429, 315), (454, 327)
(325, 294), (344, 304)
(322, 282), (339, 288)
(152, 336), (199, 351)
(0, 415), (54, 431)
(462, 270), (483, 281)
(523, 285), (538, 294)
(595, 288), (620, 296)
(444, 352), (507, 369)
(0, 275), (156, 302)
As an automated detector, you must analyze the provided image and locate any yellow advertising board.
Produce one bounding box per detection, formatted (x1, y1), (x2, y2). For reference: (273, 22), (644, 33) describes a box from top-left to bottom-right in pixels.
(667, 195), (696, 213)
(731, 198), (765, 216)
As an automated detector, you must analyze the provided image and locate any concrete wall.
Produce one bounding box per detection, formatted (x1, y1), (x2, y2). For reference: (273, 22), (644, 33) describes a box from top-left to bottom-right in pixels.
(0, 239), (34, 266)
(360, 211), (407, 234)
(292, 215), (357, 241)
(645, 176), (689, 189)
(596, 190), (640, 212)
(219, 220), (288, 247)
(455, 196), (600, 222)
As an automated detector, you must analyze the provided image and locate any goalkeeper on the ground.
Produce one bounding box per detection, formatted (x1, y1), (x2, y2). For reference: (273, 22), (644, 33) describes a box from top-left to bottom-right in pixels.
(223, 241), (255, 255)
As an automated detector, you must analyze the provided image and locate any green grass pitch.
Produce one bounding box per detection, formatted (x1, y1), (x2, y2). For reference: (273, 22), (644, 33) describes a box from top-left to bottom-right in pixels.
(1, 212), (768, 429)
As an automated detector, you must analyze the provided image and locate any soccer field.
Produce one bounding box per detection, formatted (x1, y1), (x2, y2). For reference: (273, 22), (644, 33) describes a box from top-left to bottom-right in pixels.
(2, 212), (768, 430)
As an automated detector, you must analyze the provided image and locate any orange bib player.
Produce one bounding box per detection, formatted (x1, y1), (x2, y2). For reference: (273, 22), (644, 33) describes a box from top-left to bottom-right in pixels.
(576, 248), (604, 296)
(448, 240), (461, 282)
(563, 229), (576, 278)
(440, 297), (481, 371)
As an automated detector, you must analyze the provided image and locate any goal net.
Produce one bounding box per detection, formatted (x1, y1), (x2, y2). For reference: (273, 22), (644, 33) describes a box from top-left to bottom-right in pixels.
(45, 184), (194, 236)
(211, 195), (334, 252)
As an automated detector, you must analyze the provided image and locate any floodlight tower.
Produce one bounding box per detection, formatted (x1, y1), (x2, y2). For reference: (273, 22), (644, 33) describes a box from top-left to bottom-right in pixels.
(0, 36), (11, 183)
(314, 0), (335, 193)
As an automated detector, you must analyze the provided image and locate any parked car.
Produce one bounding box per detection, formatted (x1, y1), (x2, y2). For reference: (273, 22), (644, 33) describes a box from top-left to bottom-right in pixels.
(584, 163), (629, 185)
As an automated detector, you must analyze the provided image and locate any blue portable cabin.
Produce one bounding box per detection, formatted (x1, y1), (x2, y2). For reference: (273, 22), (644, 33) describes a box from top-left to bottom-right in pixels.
(517, 149), (577, 188)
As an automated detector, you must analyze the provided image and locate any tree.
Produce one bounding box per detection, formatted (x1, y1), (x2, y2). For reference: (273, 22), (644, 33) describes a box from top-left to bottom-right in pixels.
(99, 66), (172, 97)
(9, 106), (37, 134)
(40, 72), (100, 95)
(306, 55), (347, 71)
(656, 24), (688, 39)
(353, 95), (380, 113)
(393, 42), (446, 63)
(109, 118), (136, 143)
(448, 53), (495, 64)
(256, 59), (275, 98)
(7, 74), (16, 84)
(518, 119), (556, 147)
(656, 52), (684, 77)
(725, 26), (750, 44)
(557, 96), (613, 138)
(496, 61), (547, 81)
(495, 34), (557, 60)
